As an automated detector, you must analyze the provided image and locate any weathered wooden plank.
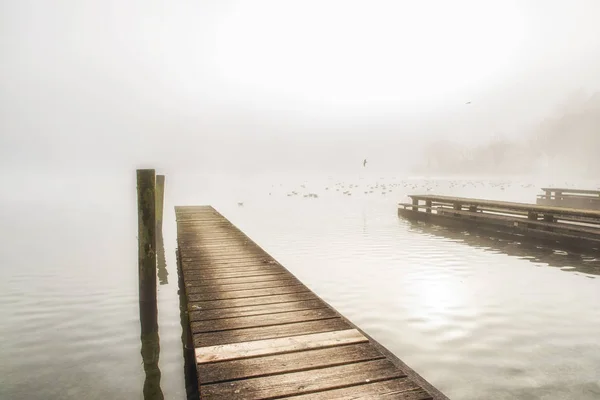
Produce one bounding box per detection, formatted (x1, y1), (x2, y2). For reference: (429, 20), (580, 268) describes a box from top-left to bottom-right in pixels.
(196, 329), (367, 364)
(193, 318), (350, 347)
(184, 242), (258, 249)
(180, 257), (277, 265)
(175, 205), (448, 400)
(188, 292), (319, 311)
(186, 278), (301, 294)
(181, 262), (283, 272)
(200, 359), (406, 399)
(188, 285), (309, 302)
(198, 342), (382, 384)
(181, 254), (270, 263)
(191, 308), (337, 333)
(184, 270), (287, 281)
(189, 299), (326, 321)
(185, 273), (291, 286)
(285, 378), (432, 400)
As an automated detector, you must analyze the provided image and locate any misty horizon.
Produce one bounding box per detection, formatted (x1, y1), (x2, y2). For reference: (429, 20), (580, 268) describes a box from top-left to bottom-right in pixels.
(2, 1), (600, 176)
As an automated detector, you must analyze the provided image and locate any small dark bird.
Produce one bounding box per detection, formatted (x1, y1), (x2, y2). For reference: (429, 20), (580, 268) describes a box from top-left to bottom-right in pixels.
(465, 101), (471, 104)
(363, 159), (367, 167)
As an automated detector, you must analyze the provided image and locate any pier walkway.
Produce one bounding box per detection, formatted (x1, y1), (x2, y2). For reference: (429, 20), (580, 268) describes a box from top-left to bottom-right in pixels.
(176, 205), (447, 400)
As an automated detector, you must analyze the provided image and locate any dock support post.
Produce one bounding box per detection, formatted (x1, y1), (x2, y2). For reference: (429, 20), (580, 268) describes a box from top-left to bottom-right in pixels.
(155, 175), (165, 232)
(426, 200), (432, 213)
(137, 169), (164, 400)
(412, 197), (419, 211)
(155, 175), (168, 285)
(137, 169), (158, 334)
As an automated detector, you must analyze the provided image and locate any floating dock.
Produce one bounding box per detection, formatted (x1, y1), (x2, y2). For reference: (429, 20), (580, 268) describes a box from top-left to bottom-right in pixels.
(176, 206), (447, 400)
(536, 187), (600, 210)
(398, 194), (600, 252)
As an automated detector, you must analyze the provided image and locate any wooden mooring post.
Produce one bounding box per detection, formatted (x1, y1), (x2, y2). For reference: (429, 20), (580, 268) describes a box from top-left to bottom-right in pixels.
(137, 169), (158, 334)
(155, 175), (168, 285)
(137, 169), (164, 400)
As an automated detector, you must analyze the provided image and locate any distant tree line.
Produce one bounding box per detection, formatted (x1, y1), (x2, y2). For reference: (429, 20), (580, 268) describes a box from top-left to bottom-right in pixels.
(413, 92), (600, 177)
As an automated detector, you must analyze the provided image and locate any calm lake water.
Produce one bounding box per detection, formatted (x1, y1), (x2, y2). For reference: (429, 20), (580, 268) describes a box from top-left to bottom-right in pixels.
(1, 170), (600, 399)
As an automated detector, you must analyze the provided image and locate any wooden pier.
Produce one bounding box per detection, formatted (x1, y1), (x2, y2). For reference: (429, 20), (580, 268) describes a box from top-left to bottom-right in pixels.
(176, 206), (447, 400)
(398, 195), (600, 252)
(536, 187), (600, 210)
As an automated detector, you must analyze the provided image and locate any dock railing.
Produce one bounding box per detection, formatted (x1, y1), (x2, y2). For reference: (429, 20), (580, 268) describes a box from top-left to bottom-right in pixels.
(536, 188), (600, 210)
(399, 195), (600, 251)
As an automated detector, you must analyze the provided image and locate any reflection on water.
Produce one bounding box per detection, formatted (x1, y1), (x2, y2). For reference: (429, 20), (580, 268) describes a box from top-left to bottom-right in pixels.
(141, 331), (164, 400)
(406, 220), (600, 277)
(2, 172), (600, 400)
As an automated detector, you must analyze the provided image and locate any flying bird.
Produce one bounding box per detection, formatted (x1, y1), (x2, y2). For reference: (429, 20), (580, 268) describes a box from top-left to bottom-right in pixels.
(465, 101), (471, 104)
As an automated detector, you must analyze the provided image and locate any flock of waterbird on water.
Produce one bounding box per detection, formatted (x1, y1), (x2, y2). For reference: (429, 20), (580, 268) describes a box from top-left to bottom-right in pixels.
(238, 179), (537, 206)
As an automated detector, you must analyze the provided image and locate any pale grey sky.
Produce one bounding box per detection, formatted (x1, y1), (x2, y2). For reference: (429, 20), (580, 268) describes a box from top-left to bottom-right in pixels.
(2, 0), (600, 172)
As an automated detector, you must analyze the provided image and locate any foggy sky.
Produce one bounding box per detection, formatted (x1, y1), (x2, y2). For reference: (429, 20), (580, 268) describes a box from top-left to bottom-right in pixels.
(2, 1), (600, 174)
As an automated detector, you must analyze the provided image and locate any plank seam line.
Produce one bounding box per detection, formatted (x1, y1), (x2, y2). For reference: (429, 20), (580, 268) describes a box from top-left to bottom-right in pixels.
(181, 265), (284, 272)
(183, 273), (289, 282)
(181, 263), (286, 270)
(189, 306), (330, 322)
(195, 329), (366, 362)
(191, 316), (341, 334)
(180, 256), (273, 262)
(184, 276), (293, 285)
(187, 296), (319, 311)
(188, 288), (311, 301)
(202, 374), (408, 400)
(186, 282), (303, 294)
(199, 355), (388, 385)
(197, 342), (382, 368)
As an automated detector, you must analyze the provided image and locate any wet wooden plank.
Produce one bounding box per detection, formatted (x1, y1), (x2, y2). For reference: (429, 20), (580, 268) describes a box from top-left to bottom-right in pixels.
(191, 308), (338, 333)
(285, 378), (433, 400)
(200, 359), (405, 399)
(186, 278), (301, 294)
(198, 342), (382, 384)
(188, 292), (319, 311)
(180, 257), (279, 265)
(189, 299), (326, 321)
(183, 270), (287, 281)
(181, 262), (283, 272)
(182, 254), (272, 263)
(196, 329), (367, 364)
(194, 318), (350, 347)
(188, 284), (310, 302)
(186, 273), (291, 286)
(176, 205), (448, 400)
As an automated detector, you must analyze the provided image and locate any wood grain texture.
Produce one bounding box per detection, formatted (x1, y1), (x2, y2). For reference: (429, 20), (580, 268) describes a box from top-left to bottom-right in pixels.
(176, 205), (447, 400)
(195, 329), (367, 364)
(198, 342), (382, 383)
(285, 378), (432, 400)
(185, 278), (301, 294)
(188, 292), (318, 311)
(189, 299), (326, 321)
(191, 308), (338, 333)
(200, 359), (405, 399)
(185, 273), (290, 285)
(187, 284), (310, 302)
(193, 318), (349, 347)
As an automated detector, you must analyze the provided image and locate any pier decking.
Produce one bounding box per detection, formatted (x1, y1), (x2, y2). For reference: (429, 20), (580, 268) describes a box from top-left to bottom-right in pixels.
(536, 187), (600, 210)
(176, 206), (447, 400)
(398, 195), (600, 252)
